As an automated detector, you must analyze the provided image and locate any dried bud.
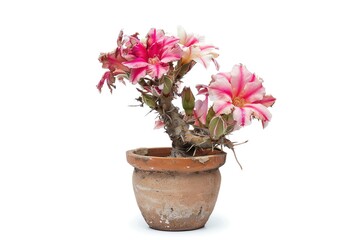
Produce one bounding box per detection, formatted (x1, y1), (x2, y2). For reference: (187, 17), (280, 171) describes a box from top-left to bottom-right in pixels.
(181, 87), (195, 116)
(142, 93), (156, 109)
(209, 116), (227, 140)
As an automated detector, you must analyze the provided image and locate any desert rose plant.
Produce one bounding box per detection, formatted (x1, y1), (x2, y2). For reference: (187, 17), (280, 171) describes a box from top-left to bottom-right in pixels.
(97, 27), (276, 167)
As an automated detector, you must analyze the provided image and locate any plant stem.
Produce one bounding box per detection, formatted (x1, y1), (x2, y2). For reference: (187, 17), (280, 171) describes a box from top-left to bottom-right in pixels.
(157, 92), (214, 157)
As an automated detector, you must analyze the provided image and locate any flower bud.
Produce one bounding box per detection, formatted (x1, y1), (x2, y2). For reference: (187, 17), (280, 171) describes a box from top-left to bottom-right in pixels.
(206, 107), (215, 127)
(162, 76), (173, 96)
(209, 116), (227, 140)
(177, 61), (196, 79)
(181, 87), (195, 116)
(142, 93), (156, 109)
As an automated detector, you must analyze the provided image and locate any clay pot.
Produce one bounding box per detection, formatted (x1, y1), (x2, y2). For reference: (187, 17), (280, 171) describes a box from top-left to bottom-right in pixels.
(126, 147), (226, 231)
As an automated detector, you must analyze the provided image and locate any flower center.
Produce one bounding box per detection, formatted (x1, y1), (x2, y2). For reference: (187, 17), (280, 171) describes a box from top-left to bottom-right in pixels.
(148, 56), (160, 64)
(232, 97), (246, 107)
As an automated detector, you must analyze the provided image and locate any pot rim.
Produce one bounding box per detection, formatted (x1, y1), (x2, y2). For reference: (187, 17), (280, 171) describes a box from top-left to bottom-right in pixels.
(126, 147), (226, 173)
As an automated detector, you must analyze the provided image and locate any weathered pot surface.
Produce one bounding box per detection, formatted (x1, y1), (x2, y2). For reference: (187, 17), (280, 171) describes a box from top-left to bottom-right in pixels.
(126, 147), (226, 231)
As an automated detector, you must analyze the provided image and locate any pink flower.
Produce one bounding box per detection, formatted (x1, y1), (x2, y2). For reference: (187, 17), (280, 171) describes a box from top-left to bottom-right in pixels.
(97, 30), (130, 93)
(195, 84), (209, 96)
(194, 96), (209, 126)
(178, 27), (219, 70)
(208, 64), (276, 128)
(122, 28), (181, 84)
(154, 120), (165, 129)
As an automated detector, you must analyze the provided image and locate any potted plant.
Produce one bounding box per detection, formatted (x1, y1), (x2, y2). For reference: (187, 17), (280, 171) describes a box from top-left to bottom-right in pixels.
(97, 27), (276, 231)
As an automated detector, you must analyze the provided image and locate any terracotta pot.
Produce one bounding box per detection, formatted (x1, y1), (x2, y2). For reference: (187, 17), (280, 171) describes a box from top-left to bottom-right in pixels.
(126, 147), (226, 231)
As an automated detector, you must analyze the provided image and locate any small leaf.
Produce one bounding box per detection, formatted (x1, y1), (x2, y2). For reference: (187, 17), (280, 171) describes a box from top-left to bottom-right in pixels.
(142, 93), (156, 109)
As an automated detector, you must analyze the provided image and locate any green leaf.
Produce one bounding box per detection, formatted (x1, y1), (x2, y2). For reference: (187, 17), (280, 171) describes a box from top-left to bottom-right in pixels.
(142, 93), (156, 109)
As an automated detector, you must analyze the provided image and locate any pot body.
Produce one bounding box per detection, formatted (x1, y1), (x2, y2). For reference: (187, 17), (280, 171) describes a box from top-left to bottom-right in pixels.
(127, 147), (226, 231)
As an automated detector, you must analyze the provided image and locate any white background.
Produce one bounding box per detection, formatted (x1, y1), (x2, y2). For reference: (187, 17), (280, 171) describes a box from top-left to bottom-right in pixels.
(1, 0), (359, 239)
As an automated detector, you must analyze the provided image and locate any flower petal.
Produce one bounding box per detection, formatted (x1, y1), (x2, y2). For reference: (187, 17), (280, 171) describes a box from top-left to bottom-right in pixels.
(98, 51), (128, 72)
(197, 55), (212, 68)
(213, 100), (233, 115)
(212, 58), (220, 71)
(177, 26), (187, 44)
(194, 96), (209, 125)
(129, 67), (147, 84)
(96, 71), (110, 93)
(96, 71), (118, 93)
(160, 36), (180, 49)
(194, 47), (218, 69)
(199, 45), (219, 51)
(116, 30), (124, 47)
(244, 103), (272, 128)
(208, 74), (233, 102)
(177, 26), (199, 47)
(123, 58), (149, 68)
(160, 45), (182, 63)
(129, 42), (148, 59)
(242, 80), (265, 103)
(231, 64), (254, 97)
(214, 72), (231, 83)
(233, 107), (252, 128)
(195, 84), (209, 95)
(154, 120), (165, 129)
(147, 28), (165, 46)
(147, 64), (168, 79)
(253, 95), (276, 107)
